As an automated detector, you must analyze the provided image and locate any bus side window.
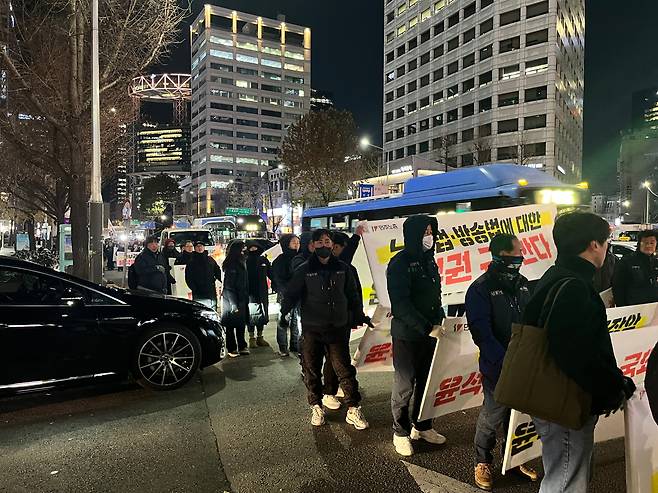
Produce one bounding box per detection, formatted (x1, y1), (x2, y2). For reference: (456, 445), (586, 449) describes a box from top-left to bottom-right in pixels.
(310, 217), (328, 229)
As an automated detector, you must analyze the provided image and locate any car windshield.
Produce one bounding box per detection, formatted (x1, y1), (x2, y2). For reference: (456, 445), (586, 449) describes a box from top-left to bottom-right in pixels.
(169, 231), (214, 246)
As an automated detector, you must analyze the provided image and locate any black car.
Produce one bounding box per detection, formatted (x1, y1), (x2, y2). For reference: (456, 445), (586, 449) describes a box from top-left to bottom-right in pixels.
(0, 256), (224, 393)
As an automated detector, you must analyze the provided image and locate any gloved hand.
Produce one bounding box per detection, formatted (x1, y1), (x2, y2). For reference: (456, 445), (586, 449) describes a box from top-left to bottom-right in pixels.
(279, 313), (290, 328)
(364, 316), (375, 329)
(622, 376), (637, 400)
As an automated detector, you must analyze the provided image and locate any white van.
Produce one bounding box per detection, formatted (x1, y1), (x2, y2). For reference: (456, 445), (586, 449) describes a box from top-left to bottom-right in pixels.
(160, 228), (218, 256)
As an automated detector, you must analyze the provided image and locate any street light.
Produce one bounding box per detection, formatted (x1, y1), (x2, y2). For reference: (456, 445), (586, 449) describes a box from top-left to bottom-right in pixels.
(641, 181), (658, 224)
(89, 0), (103, 283)
(622, 200), (631, 208)
(360, 136), (387, 188)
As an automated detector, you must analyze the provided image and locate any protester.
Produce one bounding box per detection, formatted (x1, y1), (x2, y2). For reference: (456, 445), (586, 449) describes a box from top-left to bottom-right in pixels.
(523, 212), (635, 492)
(612, 230), (658, 306)
(319, 231), (364, 409)
(222, 240), (250, 357)
(593, 242), (616, 293)
(291, 231), (314, 271)
(465, 234), (537, 490)
(280, 229), (370, 430)
(175, 240), (195, 266)
(245, 240), (272, 348)
(185, 241), (222, 310)
(132, 236), (171, 294)
(387, 215), (446, 457)
(271, 234), (301, 356)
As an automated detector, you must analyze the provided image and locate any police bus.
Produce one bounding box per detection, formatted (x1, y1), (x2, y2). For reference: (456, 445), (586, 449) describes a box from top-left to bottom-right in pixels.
(302, 164), (587, 232)
(193, 214), (274, 244)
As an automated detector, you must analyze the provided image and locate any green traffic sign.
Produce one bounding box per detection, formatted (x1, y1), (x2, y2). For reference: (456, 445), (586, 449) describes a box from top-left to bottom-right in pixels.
(225, 207), (253, 216)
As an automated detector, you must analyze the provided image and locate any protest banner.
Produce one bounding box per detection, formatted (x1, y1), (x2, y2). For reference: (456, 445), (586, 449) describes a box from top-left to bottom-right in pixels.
(624, 387), (658, 493)
(501, 323), (658, 473)
(116, 250), (138, 268)
(172, 265), (193, 300)
(360, 205), (558, 306)
(353, 305), (394, 372)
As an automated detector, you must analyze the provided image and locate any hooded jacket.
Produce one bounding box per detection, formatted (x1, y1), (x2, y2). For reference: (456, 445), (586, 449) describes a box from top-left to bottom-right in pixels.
(281, 253), (366, 341)
(185, 251), (222, 300)
(386, 215), (445, 341)
(246, 242), (272, 304)
(466, 264), (530, 390)
(291, 232), (313, 272)
(133, 248), (169, 294)
(271, 234), (298, 293)
(523, 255), (626, 415)
(611, 249), (658, 306)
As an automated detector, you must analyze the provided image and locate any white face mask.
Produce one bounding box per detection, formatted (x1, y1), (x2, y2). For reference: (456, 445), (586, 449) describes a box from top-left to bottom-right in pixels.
(422, 234), (434, 252)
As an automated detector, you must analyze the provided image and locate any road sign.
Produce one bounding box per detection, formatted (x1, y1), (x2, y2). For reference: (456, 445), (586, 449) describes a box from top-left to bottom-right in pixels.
(225, 207), (253, 216)
(359, 184), (375, 198)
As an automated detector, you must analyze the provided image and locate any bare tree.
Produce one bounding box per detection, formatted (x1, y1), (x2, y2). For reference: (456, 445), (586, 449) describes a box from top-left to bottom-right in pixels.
(515, 130), (531, 166)
(279, 109), (367, 206)
(471, 137), (493, 166)
(0, 0), (187, 278)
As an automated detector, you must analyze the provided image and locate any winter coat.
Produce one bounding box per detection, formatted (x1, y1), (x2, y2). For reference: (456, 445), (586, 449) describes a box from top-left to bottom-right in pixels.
(221, 260), (249, 328)
(271, 234), (298, 293)
(246, 245), (272, 326)
(612, 251), (658, 307)
(386, 215), (445, 342)
(133, 248), (169, 294)
(175, 251), (195, 266)
(465, 265), (530, 391)
(645, 342), (658, 425)
(291, 232), (313, 272)
(185, 251), (222, 301)
(523, 255), (626, 415)
(281, 253), (366, 342)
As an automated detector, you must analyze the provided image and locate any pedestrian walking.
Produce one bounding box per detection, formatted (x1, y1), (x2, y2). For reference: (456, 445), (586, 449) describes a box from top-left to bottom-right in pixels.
(465, 234), (537, 490)
(175, 240), (195, 265)
(185, 241), (222, 310)
(271, 234), (301, 356)
(522, 212), (635, 493)
(246, 240), (272, 348)
(280, 229), (370, 430)
(387, 215), (446, 457)
(222, 240), (250, 357)
(611, 230), (658, 306)
(132, 236), (171, 294)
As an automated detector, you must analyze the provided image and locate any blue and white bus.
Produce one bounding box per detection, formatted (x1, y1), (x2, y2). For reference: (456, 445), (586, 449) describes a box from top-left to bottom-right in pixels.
(303, 164), (587, 232)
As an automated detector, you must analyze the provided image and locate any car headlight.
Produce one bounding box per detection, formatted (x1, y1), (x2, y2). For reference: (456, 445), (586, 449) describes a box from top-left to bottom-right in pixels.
(200, 309), (221, 323)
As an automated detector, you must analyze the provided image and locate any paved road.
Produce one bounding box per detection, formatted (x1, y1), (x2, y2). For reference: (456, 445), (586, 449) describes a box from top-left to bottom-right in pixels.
(1, 319), (627, 493)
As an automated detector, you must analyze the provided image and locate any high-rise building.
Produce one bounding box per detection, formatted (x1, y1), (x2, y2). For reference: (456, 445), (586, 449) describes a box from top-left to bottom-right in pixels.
(631, 87), (658, 131)
(186, 6), (311, 216)
(310, 89), (335, 111)
(382, 0), (584, 182)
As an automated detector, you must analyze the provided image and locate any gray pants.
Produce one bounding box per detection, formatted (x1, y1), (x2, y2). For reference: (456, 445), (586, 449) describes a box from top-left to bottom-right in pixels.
(391, 337), (436, 437)
(533, 415), (598, 493)
(474, 386), (511, 464)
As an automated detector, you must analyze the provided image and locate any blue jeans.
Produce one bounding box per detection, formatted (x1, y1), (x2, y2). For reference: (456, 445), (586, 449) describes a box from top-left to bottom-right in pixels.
(474, 386), (510, 464)
(532, 415), (598, 493)
(277, 305), (299, 353)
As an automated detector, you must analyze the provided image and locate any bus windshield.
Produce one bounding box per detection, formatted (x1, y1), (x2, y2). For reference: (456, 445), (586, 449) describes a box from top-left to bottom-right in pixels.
(169, 230), (214, 246)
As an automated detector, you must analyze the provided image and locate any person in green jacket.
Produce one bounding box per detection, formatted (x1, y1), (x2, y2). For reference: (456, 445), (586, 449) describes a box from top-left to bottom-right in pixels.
(387, 215), (446, 457)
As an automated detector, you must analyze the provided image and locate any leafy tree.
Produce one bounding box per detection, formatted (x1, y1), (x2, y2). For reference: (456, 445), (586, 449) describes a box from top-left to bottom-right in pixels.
(279, 109), (368, 206)
(140, 174), (181, 216)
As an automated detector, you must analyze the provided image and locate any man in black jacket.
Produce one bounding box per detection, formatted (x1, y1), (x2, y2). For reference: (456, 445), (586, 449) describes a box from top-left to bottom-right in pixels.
(272, 234), (300, 355)
(524, 212), (635, 492)
(387, 215), (446, 457)
(465, 234), (536, 490)
(281, 229), (370, 430)
(612, 230), (658, 306)
(175, 240), (195, 266)
(185, 242), (222, 309)
(133, 236), (170, 294)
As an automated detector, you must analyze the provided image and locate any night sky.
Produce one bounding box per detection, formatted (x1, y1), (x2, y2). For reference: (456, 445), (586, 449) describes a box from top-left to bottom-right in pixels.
(159, 0), (658, 194)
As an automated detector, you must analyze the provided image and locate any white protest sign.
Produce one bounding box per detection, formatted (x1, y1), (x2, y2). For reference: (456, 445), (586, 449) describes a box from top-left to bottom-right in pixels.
(501, 323), (658, 473)
(352, 305), (394, 372)
(116, 250), (138, 268)
(624, 387), (658, 493)
(361, 205), (558, 307)
(172, 265), (192, 300)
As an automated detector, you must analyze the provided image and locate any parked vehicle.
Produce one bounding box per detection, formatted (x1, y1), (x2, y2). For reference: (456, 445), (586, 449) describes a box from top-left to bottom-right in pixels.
(611, 241), (636, 259)
(0, 256), (224, 393)
(160, 228), (218, 256)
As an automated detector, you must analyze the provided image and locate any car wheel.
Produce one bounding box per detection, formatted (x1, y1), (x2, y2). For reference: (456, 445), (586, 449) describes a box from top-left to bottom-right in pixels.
(134, 325), (202, 390)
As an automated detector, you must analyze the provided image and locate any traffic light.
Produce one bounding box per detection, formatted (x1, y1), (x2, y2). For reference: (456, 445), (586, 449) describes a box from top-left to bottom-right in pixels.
(161, 203), (174, 228)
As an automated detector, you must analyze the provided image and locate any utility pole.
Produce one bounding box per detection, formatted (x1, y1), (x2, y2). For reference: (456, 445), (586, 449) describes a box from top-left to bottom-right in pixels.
(89, 0), (104, 283)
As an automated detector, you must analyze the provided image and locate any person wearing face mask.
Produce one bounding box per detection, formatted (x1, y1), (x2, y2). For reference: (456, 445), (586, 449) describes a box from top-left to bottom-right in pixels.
(280, 229), (371, 430)
(272, 234), (301, 356)
(222, 240), (250, 357)
(245, 240), (272, 349)
(611, 230), (658, 306)
(465, 234), (537, 490)
(185, 241), (222, 310)
(386, 215), (446, 457)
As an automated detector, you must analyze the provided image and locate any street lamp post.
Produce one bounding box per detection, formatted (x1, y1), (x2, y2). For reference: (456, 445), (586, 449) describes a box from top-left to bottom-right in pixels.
(360, 137), (387, 187)
(641, 181), (658, 225)
(89, 0), (103, 283)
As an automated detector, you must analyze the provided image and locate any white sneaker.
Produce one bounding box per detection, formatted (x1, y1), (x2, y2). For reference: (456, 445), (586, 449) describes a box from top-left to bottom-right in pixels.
(322, 394), (341, 410)
(345, 406), (369, 430)
(336, 387), (345, 398)
(393, 434), (414, 456)
(410, 427), (447, 445)
(311, 405), (325, 426)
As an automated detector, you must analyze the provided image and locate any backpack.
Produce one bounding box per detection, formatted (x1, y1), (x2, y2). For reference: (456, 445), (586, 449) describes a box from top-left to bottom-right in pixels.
(127, 263), (139, 289)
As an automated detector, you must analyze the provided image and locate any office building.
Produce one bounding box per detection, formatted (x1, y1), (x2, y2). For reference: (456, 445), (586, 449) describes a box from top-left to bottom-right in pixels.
(383, 0), (584, 182)
(310, 89), (335, 111)
(631, 87), (658, 131)
(187, 6), (311, 216)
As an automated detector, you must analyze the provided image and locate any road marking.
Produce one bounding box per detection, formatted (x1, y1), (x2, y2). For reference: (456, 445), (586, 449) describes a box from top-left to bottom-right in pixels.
(403, 461), (481, 493)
